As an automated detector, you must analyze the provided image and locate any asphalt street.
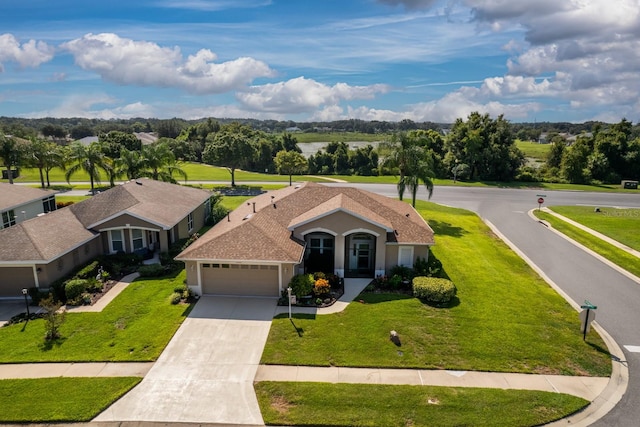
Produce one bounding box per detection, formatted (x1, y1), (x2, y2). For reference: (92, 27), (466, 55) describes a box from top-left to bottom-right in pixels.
(335, 183), (640, 426)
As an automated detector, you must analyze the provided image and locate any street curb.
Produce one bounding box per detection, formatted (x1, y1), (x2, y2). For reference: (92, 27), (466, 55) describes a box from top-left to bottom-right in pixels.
(485, 217), (628, 426)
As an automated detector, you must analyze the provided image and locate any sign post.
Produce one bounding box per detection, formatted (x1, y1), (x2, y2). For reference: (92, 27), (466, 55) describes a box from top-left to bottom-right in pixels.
(537, 197), (545, 210)
(579, 300), (597, 340)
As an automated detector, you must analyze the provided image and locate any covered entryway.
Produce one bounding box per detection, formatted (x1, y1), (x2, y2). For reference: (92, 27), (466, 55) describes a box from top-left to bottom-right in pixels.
(344, 233), (376, 278)
(304, 232), (335, 274)
(201, 263), (279, 296)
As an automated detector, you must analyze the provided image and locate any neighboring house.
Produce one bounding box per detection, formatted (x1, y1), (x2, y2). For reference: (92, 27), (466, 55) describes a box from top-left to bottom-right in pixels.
(76, 136), (99, 146)
(0, 182), (57, 229)
(176, 182), (435, 297)
(0, 179), (211, 298)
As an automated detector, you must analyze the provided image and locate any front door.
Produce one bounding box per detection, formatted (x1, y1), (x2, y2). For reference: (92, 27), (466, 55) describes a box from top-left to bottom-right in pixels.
(346, 234), (375, 277)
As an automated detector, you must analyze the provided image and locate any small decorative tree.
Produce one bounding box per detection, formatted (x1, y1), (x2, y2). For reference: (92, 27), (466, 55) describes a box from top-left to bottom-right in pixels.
(39, 295), (65, 340)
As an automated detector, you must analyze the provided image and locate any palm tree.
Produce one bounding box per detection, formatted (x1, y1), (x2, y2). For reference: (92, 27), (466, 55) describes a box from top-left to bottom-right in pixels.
(29, 139), (64, 188)
(0, 134), (25, 184)
(116, 148), (146, 180)
(64, 142), (111, 195)
(139, 142), (187, 183)
(379, 132), (435, 204)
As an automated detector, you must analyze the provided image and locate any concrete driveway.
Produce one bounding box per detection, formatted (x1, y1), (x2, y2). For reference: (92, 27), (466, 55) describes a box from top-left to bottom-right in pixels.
(0, 300), (28, 326)
(94, 296), (277, 425)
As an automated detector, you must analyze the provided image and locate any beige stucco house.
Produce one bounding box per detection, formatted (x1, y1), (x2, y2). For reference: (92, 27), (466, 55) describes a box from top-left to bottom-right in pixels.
(0, 182), (57, 229)
(0, 179), (211, 298)
(176, 182), (434, 297)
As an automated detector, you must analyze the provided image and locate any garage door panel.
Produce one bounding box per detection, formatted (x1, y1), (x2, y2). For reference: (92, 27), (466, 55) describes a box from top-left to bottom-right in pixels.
(202, 264), (278, 296)
(0, 267), (35, 297)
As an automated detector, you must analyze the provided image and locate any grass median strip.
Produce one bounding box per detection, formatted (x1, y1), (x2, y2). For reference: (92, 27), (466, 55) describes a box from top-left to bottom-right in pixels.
(255, 382), (588, 427)
(262, 201), (611, 376)
(0, 377), (140, 422)
(534, 210), (640, 279)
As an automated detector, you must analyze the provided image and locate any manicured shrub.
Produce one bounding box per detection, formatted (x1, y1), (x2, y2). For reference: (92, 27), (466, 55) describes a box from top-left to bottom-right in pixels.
(390, 265), (413, 280)
(388, 274), (403, 290)
(138, 264), (166, 277)
(76, 261), (100, 279)
(289, 274), (314, 298)
(65, 279), (89, 302)
(313, 278), (331, 296)
(170, 292), (182, 305)
(27, 287), (47, 305)
(412, 276), (457, 303)
(85, 278), (103, 293)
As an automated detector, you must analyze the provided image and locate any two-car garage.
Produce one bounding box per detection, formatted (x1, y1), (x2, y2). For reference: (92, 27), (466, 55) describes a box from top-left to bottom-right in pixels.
(201, 263), (280, 297)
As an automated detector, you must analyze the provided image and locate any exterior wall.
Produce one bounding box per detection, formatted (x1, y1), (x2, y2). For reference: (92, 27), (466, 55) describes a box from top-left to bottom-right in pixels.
(16, 200), (46, 224)
(38, 238), (103, 288)
(293, 211), (387, 277)
(384, 244), (431, 273)
(175, 203), (206, 240)
(98, 214), (159, 230)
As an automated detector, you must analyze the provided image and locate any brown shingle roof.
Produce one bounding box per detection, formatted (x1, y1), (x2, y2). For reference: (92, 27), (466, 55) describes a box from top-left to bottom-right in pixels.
(0, 182), (56, 211)
(71, 178), (211, 229)
(177, 182), (434, 262)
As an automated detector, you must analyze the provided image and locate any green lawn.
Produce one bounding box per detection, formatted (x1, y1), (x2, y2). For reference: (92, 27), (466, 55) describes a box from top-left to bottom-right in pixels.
(294, 132), (388, 143)
(0, 271), (193, 362)
(547, 206), (640, 251)
(256, 382), (588, 427)
(534, 210), (640, 279)
(516, 140), (551, 160)
(0, 377), (140, 423)
(261, 201), (611, 376)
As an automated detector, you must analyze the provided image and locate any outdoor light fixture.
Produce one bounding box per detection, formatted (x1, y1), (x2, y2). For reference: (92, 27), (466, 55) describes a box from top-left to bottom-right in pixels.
(21, 288), (30, 317)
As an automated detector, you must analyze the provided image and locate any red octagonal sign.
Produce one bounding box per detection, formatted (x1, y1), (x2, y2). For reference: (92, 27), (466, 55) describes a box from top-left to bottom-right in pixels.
(538, 197), (544, 204)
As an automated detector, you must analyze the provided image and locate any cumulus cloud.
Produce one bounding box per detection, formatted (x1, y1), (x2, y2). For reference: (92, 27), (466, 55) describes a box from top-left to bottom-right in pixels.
(236, 76), (390, 113)
(61, 33), (275, 94)
(26, 93), (155, 119)
(0, 34), (54, 71)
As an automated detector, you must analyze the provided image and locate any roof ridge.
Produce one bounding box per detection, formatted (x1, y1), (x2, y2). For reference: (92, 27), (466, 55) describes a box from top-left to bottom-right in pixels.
(20, 223), (48, 261)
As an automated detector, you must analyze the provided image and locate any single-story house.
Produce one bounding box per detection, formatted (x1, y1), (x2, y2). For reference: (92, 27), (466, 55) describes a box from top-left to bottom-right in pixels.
(0, 179), (211, 298)
(176, 182), (435, 297)
(0, 182), (57, 229)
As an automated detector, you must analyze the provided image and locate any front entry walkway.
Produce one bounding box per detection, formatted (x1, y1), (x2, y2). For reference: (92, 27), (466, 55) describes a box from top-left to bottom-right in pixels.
(94, 296), (277, 425)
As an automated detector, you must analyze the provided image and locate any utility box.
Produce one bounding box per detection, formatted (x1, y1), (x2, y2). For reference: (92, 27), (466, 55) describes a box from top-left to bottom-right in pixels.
(622, 180), (638, 189)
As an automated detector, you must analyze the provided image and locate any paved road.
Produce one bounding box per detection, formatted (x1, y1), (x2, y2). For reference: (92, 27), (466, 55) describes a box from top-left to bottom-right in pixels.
(335, 183), (640, 426)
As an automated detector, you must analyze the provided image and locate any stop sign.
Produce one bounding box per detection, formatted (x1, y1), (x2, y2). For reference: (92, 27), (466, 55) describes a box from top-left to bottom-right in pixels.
(537, 197), (544, 204)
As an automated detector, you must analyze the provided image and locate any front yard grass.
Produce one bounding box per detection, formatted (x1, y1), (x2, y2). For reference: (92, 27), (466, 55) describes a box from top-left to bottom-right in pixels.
(261, 201), (612, 376)
(0, 377), (140, 423)
(255, 382), (588, 427)
(0, 270), (193, 362)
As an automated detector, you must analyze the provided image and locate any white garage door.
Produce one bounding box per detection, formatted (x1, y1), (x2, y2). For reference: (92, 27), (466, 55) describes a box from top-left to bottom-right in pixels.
(201, 263), (279, 297)
(0, 267), (35, 297)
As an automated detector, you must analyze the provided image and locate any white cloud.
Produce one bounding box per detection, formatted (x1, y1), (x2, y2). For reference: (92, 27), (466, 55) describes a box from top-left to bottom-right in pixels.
(26, 93), (155, 119)
(236, 77), (390, 113)
(377, 0), (439, 10)
(61, 33), (275, 94)
(0, 33), (54, 71)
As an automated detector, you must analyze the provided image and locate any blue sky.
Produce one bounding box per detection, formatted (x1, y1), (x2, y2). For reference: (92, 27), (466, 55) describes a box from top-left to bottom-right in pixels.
(1, 0), (638, 123)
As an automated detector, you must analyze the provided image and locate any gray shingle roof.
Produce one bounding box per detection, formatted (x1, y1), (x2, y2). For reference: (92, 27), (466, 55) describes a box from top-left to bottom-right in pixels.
(0, 182), (56, 211)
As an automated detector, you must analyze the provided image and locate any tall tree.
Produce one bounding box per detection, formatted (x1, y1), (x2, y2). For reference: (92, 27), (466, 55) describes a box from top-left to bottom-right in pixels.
(379, 132), (422, 201)
(274, 150), (308, 186)
(117, 148), (146, 180)
(65, 142), (111, 195)
(139, 142), (187, 183)
(0, 134), (25, 184)
(28, 139), (64, 188)
(202, 126), (256, 186)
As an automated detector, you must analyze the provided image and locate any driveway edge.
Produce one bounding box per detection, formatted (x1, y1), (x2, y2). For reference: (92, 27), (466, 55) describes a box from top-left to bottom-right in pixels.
(485, 217), (628, 426)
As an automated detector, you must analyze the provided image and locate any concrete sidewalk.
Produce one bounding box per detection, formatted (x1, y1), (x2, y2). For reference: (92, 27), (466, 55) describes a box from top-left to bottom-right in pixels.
(0, 362), (152, 378)
(256, 365), (609, 401)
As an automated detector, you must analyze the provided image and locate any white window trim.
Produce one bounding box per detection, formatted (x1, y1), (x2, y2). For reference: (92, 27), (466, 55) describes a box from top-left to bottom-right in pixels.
(187, 212), (194, 232)
(398, 246), (414, 268)
(130, 228), (146, 252)
(109, 229), (125, 254)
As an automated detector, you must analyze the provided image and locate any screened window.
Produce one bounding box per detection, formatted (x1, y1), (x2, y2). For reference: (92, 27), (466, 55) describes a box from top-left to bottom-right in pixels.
(42, 196), (56, 213)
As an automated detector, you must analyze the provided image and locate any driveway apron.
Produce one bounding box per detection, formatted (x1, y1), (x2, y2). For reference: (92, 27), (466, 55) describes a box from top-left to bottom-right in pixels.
(94, 296), (277, 425)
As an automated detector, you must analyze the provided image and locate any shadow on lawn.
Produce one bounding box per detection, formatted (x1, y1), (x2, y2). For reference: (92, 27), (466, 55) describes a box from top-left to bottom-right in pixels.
(428, 220), (467, 238)
(40, 336), (66, 352)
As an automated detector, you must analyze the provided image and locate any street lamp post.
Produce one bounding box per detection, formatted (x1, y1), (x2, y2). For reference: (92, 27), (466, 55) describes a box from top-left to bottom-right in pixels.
(287, 287), (292, 319)
(21, 288), (30, 317)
